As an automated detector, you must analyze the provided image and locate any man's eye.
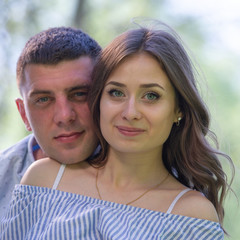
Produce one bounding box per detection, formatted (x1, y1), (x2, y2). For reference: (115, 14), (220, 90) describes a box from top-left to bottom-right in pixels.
(75, 92), (87, 97)
(70, 91), (88, 101)
(108, 89), (124, 97)
(37, 97), (49, 103)
(143, 92), (160, 101)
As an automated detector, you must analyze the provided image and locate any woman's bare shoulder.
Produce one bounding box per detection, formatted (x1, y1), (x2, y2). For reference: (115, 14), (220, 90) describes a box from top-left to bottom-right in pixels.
(172, 189), (219, 222)
(20, 157), (62, 188)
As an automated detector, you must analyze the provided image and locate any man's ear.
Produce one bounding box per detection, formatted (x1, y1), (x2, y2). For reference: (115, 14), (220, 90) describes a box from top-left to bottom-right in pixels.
(15, 98), (32, 131)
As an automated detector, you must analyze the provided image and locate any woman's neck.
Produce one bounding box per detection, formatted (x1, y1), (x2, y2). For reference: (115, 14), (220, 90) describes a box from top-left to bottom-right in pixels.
(101, 148), (168, 188)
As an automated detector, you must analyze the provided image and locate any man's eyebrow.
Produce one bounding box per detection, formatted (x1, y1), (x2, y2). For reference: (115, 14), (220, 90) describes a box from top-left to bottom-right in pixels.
(28, 85), (90, 97)
(68, 85), (90, 92)
(29, 90), (52, 98)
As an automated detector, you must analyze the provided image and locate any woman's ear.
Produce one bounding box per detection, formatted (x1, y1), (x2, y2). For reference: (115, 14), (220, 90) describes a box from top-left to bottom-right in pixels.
(174, 109), (183, 126)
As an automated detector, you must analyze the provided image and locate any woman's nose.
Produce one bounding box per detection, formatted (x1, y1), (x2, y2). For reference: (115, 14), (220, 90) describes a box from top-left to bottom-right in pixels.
(121, 98), (142, 121)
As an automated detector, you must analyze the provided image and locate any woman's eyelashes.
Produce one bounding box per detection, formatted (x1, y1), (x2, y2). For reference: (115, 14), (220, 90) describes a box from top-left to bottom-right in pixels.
(108, 89), (124, 98)
(106, 88), (161, 102)
(143, 92), (160, 101)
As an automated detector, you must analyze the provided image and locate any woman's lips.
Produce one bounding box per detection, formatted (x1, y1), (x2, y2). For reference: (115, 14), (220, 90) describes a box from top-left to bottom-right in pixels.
(116, 126), (145, 137)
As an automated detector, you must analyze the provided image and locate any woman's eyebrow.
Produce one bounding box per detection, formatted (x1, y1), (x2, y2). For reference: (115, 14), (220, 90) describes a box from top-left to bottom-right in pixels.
(105, 81), (125, 87)
(139, 83), (165, 91)
(105, 81), (165, 92)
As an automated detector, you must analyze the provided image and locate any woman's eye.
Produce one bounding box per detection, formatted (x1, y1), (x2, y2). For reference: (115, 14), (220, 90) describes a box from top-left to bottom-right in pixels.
(108, 89), (124, 97)
(143, 92), (160, 101)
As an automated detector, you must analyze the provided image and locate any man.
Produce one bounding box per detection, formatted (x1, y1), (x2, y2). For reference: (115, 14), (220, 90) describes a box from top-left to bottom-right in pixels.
(0, 27), (101, 219)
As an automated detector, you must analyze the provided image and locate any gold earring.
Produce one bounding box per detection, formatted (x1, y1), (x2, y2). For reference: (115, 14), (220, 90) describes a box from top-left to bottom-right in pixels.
(176, 117), (181, 126)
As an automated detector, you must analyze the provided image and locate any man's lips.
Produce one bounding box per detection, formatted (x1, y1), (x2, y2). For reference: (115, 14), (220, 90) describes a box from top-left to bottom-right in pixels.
(54, 132), (83, 143)
(116, 126), (145, 136)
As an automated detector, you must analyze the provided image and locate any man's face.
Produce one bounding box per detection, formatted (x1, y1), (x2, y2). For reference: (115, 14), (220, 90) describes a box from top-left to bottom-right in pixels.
(16, 57), (98, 164)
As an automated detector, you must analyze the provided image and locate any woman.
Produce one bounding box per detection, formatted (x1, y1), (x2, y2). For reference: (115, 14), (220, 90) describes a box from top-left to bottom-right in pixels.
(88, 25), (233, 238)
(1, 24), (233, 239)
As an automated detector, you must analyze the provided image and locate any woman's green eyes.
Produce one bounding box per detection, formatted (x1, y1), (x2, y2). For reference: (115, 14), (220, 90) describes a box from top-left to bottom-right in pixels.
(143, 92), (159, 101)
(108, 89), (124, 97)
(107, 88), (160, 102)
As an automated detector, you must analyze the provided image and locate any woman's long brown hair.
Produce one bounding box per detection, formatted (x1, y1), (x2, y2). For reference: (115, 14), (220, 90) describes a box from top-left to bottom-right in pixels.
(88, 25), (234, 227)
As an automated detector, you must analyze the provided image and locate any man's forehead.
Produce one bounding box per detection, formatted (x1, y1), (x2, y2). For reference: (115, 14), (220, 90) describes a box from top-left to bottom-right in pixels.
(23, 63), (91, 91)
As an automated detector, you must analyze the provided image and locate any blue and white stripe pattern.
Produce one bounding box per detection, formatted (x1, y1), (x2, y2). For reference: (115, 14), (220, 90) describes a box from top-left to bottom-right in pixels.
(0, 184), (224, 240)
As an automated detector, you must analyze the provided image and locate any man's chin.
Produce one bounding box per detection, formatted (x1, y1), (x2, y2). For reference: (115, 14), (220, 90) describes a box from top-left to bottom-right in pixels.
(51, 154), (89, 165)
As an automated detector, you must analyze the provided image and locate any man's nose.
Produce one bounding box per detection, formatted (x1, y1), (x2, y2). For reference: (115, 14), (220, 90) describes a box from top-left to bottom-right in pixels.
(121, 97), (142, 121)
(53, 98), (76, 126)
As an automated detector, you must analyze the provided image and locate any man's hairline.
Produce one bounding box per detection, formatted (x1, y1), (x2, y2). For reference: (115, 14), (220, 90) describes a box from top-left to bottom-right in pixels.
(18, 55), (95, 96)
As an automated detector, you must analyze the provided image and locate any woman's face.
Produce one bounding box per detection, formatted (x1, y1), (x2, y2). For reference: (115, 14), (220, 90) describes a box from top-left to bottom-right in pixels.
(100, 53), (181, 156)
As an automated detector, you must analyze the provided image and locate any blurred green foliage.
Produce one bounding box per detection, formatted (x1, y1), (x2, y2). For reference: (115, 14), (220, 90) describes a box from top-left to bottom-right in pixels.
(0, 0), (239, 238)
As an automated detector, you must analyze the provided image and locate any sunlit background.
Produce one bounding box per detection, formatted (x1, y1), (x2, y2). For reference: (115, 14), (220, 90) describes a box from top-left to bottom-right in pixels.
(0, 0), (239, 238)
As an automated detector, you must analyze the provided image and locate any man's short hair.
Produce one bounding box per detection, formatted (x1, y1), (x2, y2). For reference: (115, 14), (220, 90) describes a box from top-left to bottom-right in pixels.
(17, 27), (101, 90)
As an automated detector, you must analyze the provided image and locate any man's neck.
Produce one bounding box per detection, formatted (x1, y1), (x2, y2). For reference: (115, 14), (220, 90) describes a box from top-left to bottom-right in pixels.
(33, 148), (47, 160)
